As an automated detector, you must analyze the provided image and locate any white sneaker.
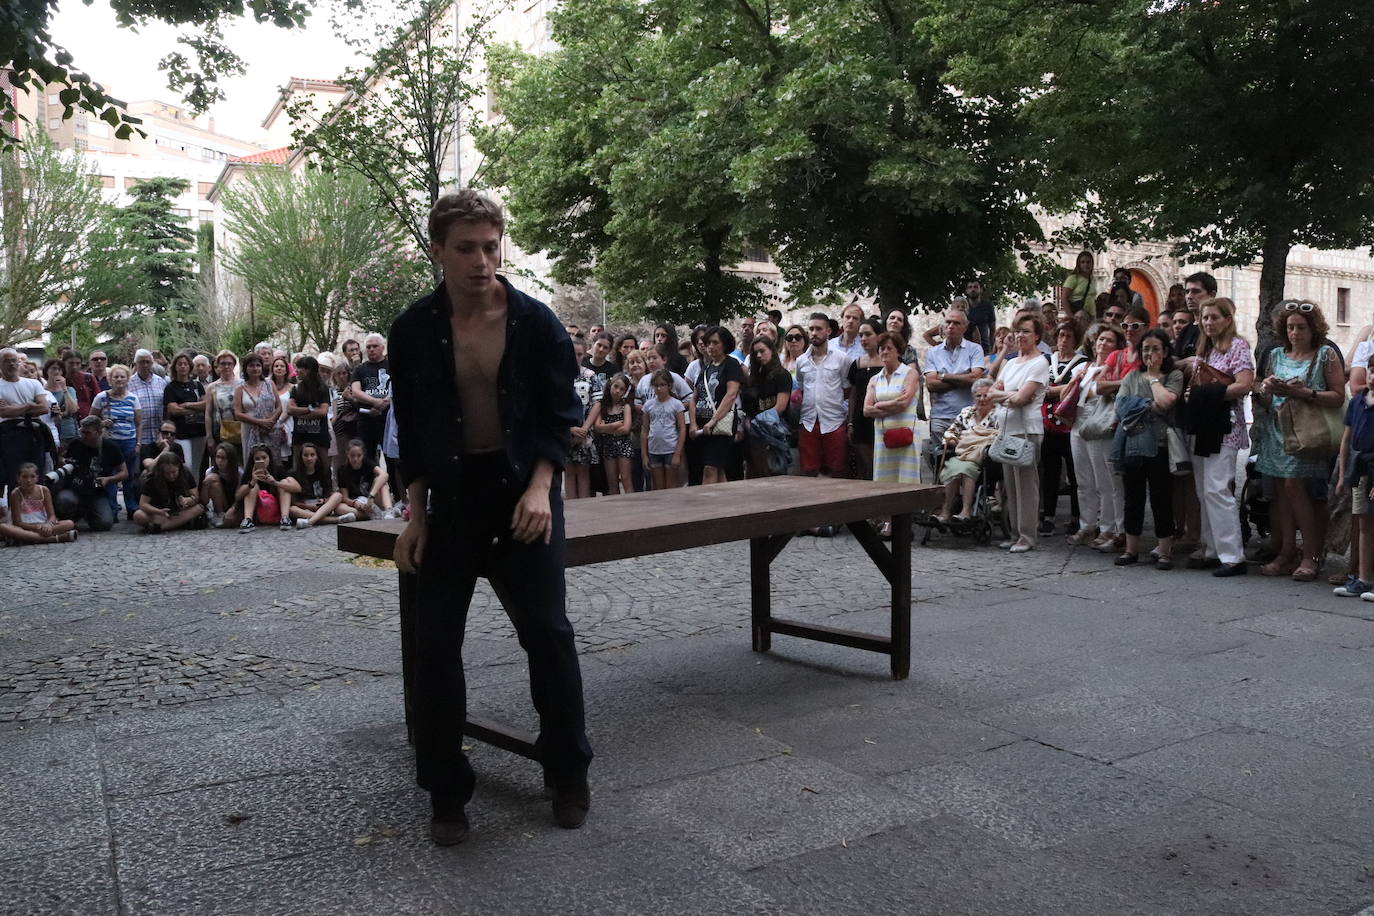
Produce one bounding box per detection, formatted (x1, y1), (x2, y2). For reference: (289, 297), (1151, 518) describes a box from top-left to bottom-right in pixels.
(1360, 590), (1374, 602)
(296, 518), (312, 530)
(337, 512), (357, 524)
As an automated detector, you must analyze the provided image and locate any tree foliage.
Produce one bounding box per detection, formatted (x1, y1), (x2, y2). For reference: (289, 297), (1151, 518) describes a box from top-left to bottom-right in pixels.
(478, 0), (1045, 324)
(2, 0), (310, 144)
(931, 0), (1374, 348)
(219, 166), (400, 352)
(0, 133), (139, 345)
(338, 242), (435, 336)
(290, 0), (496, 277)
(113, 177), (198, 350)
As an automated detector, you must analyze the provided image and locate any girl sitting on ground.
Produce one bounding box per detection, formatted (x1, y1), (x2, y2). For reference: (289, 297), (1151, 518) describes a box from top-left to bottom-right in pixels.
(282, 441), (355, 528)
(200, 441), (247, 528)
(337, 439), (392, 519)
(241, 444), (288, 532)
(133, 451), (206, 533)
(5, 463), (77, 544)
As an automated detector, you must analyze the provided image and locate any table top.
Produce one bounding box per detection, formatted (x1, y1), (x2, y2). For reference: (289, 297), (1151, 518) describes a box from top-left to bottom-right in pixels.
(337, 477), (939, 567)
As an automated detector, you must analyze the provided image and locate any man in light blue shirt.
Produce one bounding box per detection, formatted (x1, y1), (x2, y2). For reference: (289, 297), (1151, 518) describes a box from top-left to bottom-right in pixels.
(922, 309), (986, 470)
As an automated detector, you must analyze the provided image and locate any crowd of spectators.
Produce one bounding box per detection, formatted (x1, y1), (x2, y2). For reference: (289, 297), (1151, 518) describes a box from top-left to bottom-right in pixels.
(2, 264), (1371, 601)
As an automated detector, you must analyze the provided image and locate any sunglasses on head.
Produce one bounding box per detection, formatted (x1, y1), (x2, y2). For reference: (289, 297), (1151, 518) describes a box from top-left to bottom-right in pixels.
(1282, 301), (1315, 312)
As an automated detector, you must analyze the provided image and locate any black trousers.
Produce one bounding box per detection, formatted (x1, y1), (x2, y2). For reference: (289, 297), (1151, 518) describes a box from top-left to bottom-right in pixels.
(0, 423), (47, 493)
(1039, 428), (1079, 522)
(1122, 452), (1175, 539)
(413, 456), (592, 801)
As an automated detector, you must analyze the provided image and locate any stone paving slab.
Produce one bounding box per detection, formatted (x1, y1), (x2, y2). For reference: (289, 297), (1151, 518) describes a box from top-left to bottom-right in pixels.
(1044, 797), (1374, 916)
(745, 816), (1173, 916)
(4, 518), (1374, 913)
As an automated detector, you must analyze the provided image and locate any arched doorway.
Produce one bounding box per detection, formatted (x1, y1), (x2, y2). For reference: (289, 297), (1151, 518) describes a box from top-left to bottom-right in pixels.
(1128, 270), (1160, 324)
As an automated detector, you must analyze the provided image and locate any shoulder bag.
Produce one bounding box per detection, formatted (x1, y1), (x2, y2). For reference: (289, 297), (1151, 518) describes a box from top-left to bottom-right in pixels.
(1277, 347), (1343, 459)
(699, 364), (736, 436)
(988, 408), (1035, 467)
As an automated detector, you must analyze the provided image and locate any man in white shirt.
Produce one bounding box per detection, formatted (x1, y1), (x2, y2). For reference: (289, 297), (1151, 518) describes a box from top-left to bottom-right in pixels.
(796, 312), (852, 478)
(835, 301), (866, 362)
(0, 348), (51, 491)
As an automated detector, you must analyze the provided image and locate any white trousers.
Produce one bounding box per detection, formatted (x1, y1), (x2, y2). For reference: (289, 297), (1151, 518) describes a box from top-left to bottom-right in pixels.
(1070, 429), (1123, 536)
(1194, 444), (1244, 564)
(1002, 434), (1043, 545)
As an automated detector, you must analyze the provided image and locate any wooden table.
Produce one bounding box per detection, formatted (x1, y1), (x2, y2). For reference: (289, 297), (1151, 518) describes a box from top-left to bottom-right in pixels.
(338, 477), (940, 758)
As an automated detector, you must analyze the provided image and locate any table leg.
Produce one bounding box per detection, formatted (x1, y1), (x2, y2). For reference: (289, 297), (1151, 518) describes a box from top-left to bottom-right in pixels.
(889, 512), (912, 680)
(397, 570), (418, 745)
(751, 536), (772, 652)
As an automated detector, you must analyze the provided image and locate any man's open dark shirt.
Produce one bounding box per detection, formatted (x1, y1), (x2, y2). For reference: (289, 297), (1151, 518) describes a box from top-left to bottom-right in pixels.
(388, 276), (581, 500)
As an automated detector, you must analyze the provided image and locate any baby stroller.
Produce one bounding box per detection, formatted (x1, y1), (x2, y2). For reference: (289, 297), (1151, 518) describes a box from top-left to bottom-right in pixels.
(918, 447), (1009, 547)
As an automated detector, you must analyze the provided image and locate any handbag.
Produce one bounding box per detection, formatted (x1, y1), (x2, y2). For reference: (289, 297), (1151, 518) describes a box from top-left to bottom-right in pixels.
(254, 487), (281, 524)
(1077, 393), (1118, 440)
(1054, 372), (1084, 423)
(882, 425), (914, 449)
(697, 364), (736, 436)
(989, 428), (1035, 467)
(1277, 348), (1343, 458)
(1188, 360), (1234, 392)
(1166, 427), (1192, 475)
(218, 417), (241, 444)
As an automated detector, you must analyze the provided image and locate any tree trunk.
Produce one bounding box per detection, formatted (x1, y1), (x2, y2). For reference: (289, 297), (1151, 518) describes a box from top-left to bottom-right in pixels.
(701, 226), (726, 324)
(1253, 228), (1292, 363)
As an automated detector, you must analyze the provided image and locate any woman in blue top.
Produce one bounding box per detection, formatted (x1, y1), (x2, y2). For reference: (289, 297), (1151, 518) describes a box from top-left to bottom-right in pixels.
(1252, 301), (1345, 582)
(91, 363), (142, 517)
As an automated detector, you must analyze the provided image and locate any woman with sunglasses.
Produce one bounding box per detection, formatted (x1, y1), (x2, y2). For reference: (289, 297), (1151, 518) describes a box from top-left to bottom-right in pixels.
(1252, 300), (1344, 581)
(1093, 306), (1150, 399)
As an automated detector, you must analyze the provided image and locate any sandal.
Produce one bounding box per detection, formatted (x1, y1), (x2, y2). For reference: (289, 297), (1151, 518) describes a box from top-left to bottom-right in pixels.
(1114, 553), (1139, 566)
(1292, 557), (1321, 582)
(1066, 529), (1097, 546)
(1259, 555), (1299, 577)
(1155, 555), (1174, 571)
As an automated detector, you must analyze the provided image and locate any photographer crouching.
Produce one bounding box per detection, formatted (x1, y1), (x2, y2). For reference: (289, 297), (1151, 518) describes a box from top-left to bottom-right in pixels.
(52, 415), (127, 532)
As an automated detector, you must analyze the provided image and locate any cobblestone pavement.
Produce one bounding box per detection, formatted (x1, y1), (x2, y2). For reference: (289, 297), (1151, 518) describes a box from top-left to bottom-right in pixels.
(3, 513), (1374, 915)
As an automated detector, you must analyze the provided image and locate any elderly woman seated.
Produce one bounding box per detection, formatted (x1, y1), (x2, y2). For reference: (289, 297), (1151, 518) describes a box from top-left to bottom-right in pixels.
(934, 378), (1001, 522)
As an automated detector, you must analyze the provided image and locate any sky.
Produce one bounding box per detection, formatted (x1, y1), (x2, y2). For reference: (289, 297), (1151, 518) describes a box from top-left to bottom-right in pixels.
(47, 0), (361, 144)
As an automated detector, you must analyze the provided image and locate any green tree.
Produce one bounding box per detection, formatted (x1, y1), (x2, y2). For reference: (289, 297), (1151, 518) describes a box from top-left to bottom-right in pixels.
(289, 0), (495, 278)
(933, 0), (1374, 350)
(108, 176), (198, 351)
(2, 0), (310, 144)
(479, 0), (771, 325)
(338, 242), (435, 335)
(0, 133), (137, 344)
(220, 166), (400, 351)
(479, 0), (1044, 323)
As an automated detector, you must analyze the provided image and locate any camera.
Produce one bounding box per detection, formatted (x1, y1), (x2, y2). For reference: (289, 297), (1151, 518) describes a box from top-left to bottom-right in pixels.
(44, 462), (76, 488)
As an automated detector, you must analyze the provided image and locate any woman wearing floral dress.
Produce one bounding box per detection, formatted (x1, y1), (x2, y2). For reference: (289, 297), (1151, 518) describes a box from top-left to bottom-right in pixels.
(234, 353), (280, 461)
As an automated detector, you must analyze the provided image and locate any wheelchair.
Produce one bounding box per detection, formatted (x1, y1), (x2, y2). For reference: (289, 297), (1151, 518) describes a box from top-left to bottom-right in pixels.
(917, 446), (1010, 547)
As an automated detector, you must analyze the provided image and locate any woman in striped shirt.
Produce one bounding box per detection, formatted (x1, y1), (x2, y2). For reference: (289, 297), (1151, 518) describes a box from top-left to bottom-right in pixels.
(91, 363), (142, 518)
